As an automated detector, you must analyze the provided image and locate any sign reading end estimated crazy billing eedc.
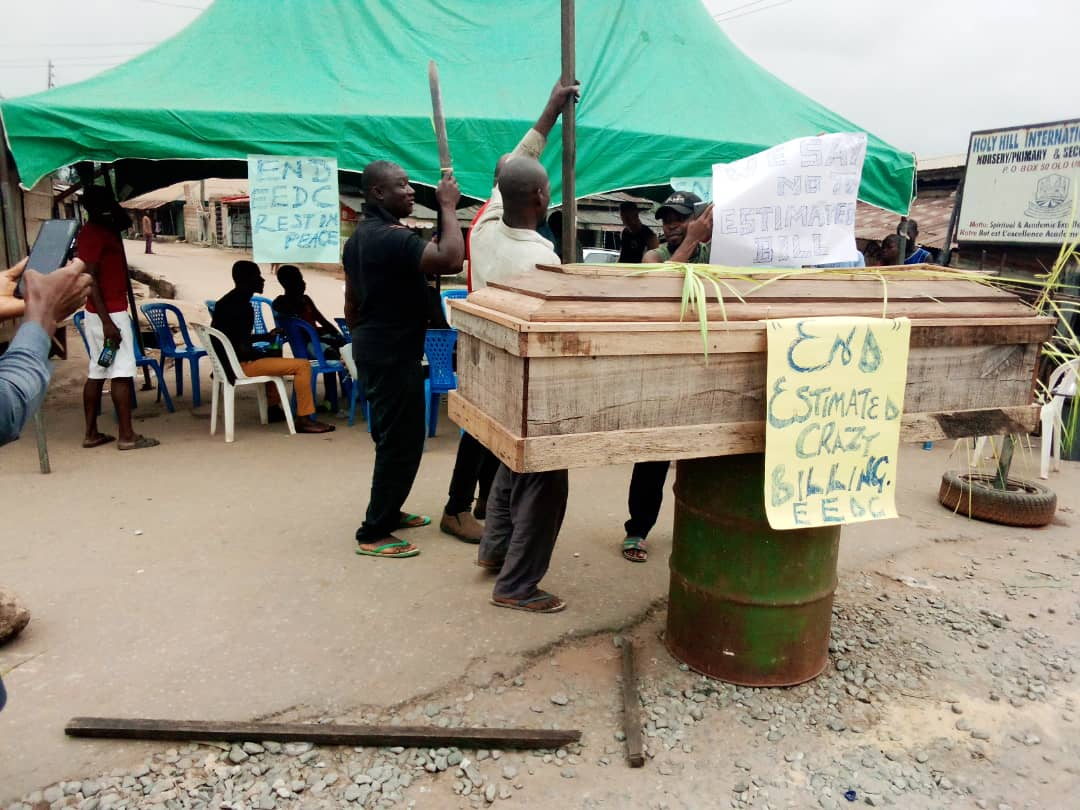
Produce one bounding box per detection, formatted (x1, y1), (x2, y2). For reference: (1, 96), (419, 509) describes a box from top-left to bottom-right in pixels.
(958, 118), (1080, 244)
(764, 317), (911, 531)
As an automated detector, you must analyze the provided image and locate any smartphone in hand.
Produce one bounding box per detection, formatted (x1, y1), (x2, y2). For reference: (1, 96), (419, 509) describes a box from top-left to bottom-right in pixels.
(16, 219), (80, 298)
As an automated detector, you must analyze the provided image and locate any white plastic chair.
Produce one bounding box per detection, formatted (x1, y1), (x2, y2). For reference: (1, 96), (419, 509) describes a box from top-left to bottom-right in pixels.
(190, 323), (296, 443)
(1040, 358), (1079, 479)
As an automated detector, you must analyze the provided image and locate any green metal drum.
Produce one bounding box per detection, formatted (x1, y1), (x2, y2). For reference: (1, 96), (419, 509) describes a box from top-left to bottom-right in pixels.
(666, 454), (840, 686)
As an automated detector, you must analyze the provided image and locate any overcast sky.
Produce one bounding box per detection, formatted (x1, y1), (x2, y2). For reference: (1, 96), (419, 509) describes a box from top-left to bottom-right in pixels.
(1, 0), (1076, 159)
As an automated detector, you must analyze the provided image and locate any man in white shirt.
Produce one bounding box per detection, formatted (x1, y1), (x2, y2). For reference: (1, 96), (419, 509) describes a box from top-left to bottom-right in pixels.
(474, 155), (573, 613)
(440, 80), (577, 544)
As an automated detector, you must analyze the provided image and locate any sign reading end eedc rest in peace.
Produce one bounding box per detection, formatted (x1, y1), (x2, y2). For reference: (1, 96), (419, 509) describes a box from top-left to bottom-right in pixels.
(247, 155), (340, 263)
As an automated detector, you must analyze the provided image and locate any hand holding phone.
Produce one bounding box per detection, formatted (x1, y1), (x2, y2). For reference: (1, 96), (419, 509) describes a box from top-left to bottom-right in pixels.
(16, 219), (80, 298)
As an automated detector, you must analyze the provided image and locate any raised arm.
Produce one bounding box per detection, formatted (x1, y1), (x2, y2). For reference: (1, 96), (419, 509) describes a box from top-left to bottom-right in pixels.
(419, 173), (465, 276)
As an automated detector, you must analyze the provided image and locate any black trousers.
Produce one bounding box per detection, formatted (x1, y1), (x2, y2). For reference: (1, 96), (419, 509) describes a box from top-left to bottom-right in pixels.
(479, 464), (569, 600)
(445, 431), (500, 514)
(624, 460), (671, 540)
(355, 359), (427, 543)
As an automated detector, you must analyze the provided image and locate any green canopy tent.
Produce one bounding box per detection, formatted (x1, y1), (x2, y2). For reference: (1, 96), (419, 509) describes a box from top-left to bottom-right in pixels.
(0, 0), (913, 213)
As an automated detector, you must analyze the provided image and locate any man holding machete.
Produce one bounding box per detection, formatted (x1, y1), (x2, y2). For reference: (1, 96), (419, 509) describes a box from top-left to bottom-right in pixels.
(343, 162), (464, 559)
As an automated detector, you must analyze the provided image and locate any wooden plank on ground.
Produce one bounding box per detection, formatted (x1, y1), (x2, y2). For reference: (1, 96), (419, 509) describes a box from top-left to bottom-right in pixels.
(65, 717), (581, 749)
(620, 641), (644, 768)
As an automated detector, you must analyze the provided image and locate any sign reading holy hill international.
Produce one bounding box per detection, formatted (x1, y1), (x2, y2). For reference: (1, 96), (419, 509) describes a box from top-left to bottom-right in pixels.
(957, 118), (1080, 245)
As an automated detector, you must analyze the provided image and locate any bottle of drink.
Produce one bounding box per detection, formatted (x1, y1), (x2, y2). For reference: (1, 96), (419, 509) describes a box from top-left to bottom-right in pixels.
(97, 338), (117, 368)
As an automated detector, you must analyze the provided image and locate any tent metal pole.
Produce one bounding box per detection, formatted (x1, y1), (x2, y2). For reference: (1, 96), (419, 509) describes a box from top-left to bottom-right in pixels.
(941, 176), (964, 267)
(560, 0), (576, 264)
(105, 168), (153, 391)
(0, 117), (24, 266)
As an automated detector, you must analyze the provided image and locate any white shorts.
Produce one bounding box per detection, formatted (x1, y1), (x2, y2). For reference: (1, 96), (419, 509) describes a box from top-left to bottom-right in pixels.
(85, 311), (137, 380)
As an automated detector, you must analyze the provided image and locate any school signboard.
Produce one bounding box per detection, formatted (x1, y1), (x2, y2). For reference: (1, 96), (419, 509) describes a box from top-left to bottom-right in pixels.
(957, 118), (1080, 244)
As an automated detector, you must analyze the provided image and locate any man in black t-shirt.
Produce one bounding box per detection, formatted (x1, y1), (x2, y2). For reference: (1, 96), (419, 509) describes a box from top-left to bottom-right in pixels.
(617, 201), (659, 263)
(342, 160), (463, 559)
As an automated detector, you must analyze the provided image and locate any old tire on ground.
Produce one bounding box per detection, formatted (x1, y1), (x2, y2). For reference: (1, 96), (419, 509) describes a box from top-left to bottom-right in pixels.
(938, 470), (1057, 528)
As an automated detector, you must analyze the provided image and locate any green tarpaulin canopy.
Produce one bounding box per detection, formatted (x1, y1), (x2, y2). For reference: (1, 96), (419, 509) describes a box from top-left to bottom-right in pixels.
(0, 0), (914, 213)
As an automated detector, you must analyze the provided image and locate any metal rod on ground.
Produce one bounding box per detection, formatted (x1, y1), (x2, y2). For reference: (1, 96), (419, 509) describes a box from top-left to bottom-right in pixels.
(65, 717), (581, 750)
(428, 58), (453, 299)
(620, 640), (645, 767)
(560, 0), (577, 264)
(33, 410), (50, 474)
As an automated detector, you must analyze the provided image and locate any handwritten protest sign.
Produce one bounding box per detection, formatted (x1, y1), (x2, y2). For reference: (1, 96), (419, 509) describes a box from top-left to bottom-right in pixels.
(764, 316), (911, 530)
(710, 133), (867, 268)
(247, 155), (340, 263)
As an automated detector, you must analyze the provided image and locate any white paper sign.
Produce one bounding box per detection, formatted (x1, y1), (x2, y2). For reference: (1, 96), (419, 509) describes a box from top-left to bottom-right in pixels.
(247, 155), (340, 263)
(710, 133), (867, 267)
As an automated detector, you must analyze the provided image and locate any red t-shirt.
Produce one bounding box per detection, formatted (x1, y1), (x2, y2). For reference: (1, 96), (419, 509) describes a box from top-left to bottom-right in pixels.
(77, 221), (127, 313)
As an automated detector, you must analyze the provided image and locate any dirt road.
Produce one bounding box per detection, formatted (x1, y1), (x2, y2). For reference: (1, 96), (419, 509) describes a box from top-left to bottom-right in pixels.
(1, 243), (1076, 808)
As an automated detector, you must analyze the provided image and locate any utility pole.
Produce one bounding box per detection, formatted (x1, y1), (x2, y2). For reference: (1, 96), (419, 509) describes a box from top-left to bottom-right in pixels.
(47, 58), (55, 89)
(560, 0), (576, 264)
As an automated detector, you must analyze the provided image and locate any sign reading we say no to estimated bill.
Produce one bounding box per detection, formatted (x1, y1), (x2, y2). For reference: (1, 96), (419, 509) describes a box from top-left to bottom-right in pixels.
(764, 317), (911, 530)
(710, 133), (867, 268)
(247, 155), (340, 263)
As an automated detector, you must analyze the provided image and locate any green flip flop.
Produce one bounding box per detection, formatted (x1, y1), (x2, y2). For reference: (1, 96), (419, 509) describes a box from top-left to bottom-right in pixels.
(355, 539), (420, 558)
(397, 512), (431, 529)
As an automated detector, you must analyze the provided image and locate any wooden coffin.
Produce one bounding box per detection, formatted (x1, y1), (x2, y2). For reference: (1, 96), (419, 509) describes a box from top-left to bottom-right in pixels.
(448, 264), (1055, 473)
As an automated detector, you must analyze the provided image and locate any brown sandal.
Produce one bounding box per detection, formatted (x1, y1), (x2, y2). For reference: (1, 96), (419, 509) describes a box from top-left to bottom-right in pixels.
(298, 419), (335, 434)
(491, 591), (566, 613)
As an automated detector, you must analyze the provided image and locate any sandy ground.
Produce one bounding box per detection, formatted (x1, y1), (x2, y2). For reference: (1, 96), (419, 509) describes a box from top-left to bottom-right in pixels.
(1, 241), (1078, 807)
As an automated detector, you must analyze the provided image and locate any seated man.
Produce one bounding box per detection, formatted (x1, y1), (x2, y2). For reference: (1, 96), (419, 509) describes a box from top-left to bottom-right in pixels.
(272, 264), (346, 359)
(211, 260), (334, 434)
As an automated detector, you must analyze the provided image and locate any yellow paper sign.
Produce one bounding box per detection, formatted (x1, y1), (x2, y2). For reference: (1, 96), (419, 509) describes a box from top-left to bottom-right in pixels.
(764, 317), (912, 530)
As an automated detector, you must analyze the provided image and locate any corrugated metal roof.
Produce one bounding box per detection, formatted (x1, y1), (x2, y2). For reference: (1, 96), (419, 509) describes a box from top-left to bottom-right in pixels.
(917, 153), (966, 171)
(855, 191), (957, 250)
(120, 178), (248, 209)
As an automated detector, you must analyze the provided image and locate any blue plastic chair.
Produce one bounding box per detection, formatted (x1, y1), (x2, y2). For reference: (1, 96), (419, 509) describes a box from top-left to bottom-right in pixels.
(440, 288), (468, 325)
(334, 317), (351, 343)
(72, 311), (174, 413)
(250, 295), (276, 351)
(251, 295), (277, 332)
(140, 302), (208, 407)
(280, 316), (348, 413)
(424, 329), (458, 437)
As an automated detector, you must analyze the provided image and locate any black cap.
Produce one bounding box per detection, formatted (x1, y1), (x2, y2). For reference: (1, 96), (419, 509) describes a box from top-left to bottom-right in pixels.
(656, 191), (701, 219)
